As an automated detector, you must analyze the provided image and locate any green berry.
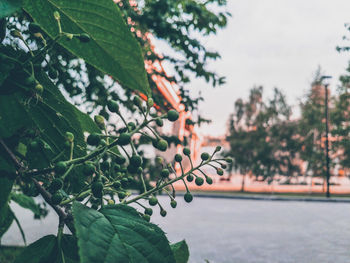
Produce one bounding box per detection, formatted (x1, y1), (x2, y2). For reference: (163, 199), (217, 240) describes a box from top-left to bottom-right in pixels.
(78, 33), (90, 43)
(195, 177), (204, 186)
(28, 23), (41, 34)
(55, 161), (67, 175)
(217, 168), (224, 176)
(108, 199), (115, 205)
(206, 177), (213, 185)
(127, 164), (138, 174)
(147, 98), (154, 108)
(183, 147), (191, 156)
(118, 192), (127, 199)
(221, 163), (227, 169)
(167, 110), (179, 122)
(136, 167), (143, 175)
(186, 174), (194, 182)
(50, 178), (63, 191)
(133, 96), (142, 107)
(184, 192), (193, 203)
(156, 139), (168, 152)
(48, 68), (58, 79)
(170, 200), (177, 208)
(91, 182), (103, 198)
(113, 181), (121, 189)
(127, 122), (136, 131)
(160, 210), (167, 217)
(225, 157), (233, 163)
(35, 84), (43, 94)
(87, 133), (101, 146)
(174, 154), (182, 162)
(121, 177), (129, 187)
(215, 146), (222, 152)
(29, 140), (39, 150)
(94, 115), (105, 130)
(25, 76), (36, 87)
(117, 133), (131, 146)
(91, 203), (99, 210)
(160, 168), (170, 178)
(155, 156), (163, 165)
(144, 208), (153, 216)
(51, 193), (63, 205)
(107, 100), (119, 113)
(155, 118), (163, 127)
(148, 196), (158, 206)
(53, 11), (60, 20)
(65, 132), (74, 143)
(115, 154), (126, 165)
(130, 155), (142, 168)
(143, 214), (151, 222)
(200, 152), (210, 161)
(99, 139), (107, 146)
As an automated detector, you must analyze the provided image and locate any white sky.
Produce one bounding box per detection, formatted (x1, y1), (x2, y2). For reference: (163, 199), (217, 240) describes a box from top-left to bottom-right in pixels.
(156, 0), (350, 137)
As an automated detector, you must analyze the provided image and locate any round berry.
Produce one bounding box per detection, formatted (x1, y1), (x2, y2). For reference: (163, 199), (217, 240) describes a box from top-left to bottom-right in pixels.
(167, 110), (179, 122)
(87, 133), (101, 146)
(148, 196), (158, 206)
(156, 139), (168, 152)
(147, 98), (154, 108)
(29, 140), (39, 150)
(155, 156), (163, 165)
(113, 181), (121, 189)
(51, 193), (63, 205)
(136, 167), (143, 175)
(55, 162), (67, 175)
(144, 208), (153, 216)
(183, 147), (191, 156)
(200, 152), (210, 161)
(78, 33), (90, 43)
(155, 118), (163, 127)
(91, 182), (103, 198)
(184, 192), (193, 203)
(107, 100), (119, 113)
(133, 96), (142, 107)
(115, 154), (126, 165)
(130, 155), (142, 168)
(170, 200), (177, 208)
(206, 177), (213, 185)
(117, 133), (131, 146)
(127, 122), (136, 131)
(195, 177), (204, 186)
(215, 146), (222, 152)
(108, 199), (115, 205)
(28, 23), (41, 34)
(35, 83), (43, 94)
(186, 174), (194, 182)
(94, 115), (105, 130)
(160, 210), (167, 217)
(127, 164), (138, 174)
(160, 169), (170, 178)
(50, 178), (63, 192)
(121, 177), (129, 187)
(48, 68), (58, 79)
(118, 191), (126, 199)
(221, 163), (227, 169)
(225, 157), (233, 163)
(217, 168), (224, 176)
(65, 132), (74, 142)
(143, 214), (150, 222)
(174, 154), (182, 162)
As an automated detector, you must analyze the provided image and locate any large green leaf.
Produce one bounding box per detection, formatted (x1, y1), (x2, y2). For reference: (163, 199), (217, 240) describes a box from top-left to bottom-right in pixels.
(14, 234), (79, 263)
(10, 193), (40, 217)
(0, 205), (14, 240)
(0, 0), (22, 18)
(170, 240), (190, 263)
(73, 202), (176, 263)
(23, 0), (150, 95)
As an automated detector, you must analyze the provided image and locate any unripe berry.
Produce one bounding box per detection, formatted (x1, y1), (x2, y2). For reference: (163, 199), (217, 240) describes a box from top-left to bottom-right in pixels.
(155, 118), (163, 127)
(108, 199), (115, 205)
(206, 177), (213, 185)
(170, 200), (177, 208)
(91, 182), (103, 198)
(144, 208), (153, 216)
(148, 196), (158, 206)
(65, 132), (74, 143)
(147, 98), (154, 108)
(200, 152), (210, 161)
(186, 174), (194, 182)
(160, 169), (170, 178)
(183, 147), (190, 156)
(127, 122), (136, 131)
(28, 23), (41, 34)
(221, 163), (227, 169)
(143, 214), (150, 222)
(118, 192), (126, 199)
(35, 83), (43, 95)
(48, 68), (58, 79)
(117, 133), (131, 146)
(215, 146), (222, 152)
(225, 157), (233, 163)
(50, 178), (63, 192)
(133, 96), (142, 108)
(115, 154), (126, 165)
(87, 133), (101, 146)
(174, 154), (182, 162)
(51, 193), (63, 205)
(25, 76), (36, 87)
(55, 161), (67, 175)
(167, 110), (179, 122)
(113, 181), (121, 189)
(130, 155), (142, 168)
(155, 156), (163, 165)
(107, 100), (119, 113)
(184, 192), (193, 203)
(156, 139), (168, 152)
(53, 11), (60, 20)
(29, 140), (39, 150)
(160, 209), (167, 217)
(94, 115), (105, 130)
(136, 167), (143, 175)
(217, 168), (224, 176)
(195, 177), (204, 186)
(78, 33), (90, 43)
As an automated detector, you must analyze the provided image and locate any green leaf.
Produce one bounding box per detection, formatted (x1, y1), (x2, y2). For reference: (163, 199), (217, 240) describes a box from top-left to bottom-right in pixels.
(171, 240), (190, 263)
(14, 234), (79, 263)
(10, 193), (40, 217)
(0, 205), (14, 240)
(23, 0), (150, 95)
(0, 0), (22, 18)
(73, 202), (176, 263)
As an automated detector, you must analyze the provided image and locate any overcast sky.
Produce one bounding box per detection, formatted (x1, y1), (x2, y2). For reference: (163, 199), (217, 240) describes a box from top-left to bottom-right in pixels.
(157, 0), (350, 137)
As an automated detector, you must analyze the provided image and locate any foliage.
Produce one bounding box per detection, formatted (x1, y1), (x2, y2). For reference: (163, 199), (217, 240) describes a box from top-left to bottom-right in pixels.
(0, 1), (230, 262)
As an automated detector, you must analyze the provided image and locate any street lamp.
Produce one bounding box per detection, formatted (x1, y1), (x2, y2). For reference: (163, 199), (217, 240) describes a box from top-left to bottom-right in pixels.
(320, 75), (332, 198)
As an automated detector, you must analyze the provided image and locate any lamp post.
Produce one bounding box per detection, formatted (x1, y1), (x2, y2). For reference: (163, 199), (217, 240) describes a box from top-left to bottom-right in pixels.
(321, 75), (332, 198)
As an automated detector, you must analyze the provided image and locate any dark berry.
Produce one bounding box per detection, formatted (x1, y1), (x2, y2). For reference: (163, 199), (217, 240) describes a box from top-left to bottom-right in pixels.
(55, 161), (67, 175)
(160, 169), (170, 178)
(127, 122), (136, 131)
(186, 174), (194, 182)
(156, 139), (168, 152)
(117, 133), (131, 146)
(215, 146), (222, 152)
(160, 210), (167, 217)
(48, 68), (58, 79)
(200, 152), (210, 161)
(225, 157), (233, 163)
(170, 200), (177, 208)
(113, 181), (121, 189)
(50, 178), (63, 191)
(91, 182), (103, 198)
(143, 214), (150, 222)
(28, 23), (41, 34)
(184, 192), (193, 203)
(107, 100), (119, 113)
(148, 196), (158, 206)
(174, 154), (182, 162)
(83, 162), (95, 176)
(118, 191), (126, 199)
(130, 155), (142, 168)
(167, 110), (179, 122)
(155, 118), (163, 127)
(195, 177), (204, 186)
(87, 133), (101, 146)
(144, 208), (153, 216)
(217, 168), (224, 176)
(206, 177), (213, 185)
(78, 33), (90, 43)
(115, 154), (126, 165)
(183, 147), (191, 156)
(51, 193), (63, 205)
